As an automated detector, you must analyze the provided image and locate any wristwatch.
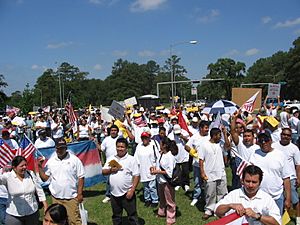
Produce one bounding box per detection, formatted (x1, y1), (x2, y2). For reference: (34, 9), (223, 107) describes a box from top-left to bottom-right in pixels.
(255, 212), (262, 221)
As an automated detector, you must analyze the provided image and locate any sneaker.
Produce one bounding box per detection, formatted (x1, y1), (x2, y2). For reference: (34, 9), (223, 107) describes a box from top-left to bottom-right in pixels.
(184, 185), (190, 192)
(144, 201), (151, 207)
(190, 199), (198, 206)
(175, 186), (181, 191)
(151, 203), (158, 208)
(202, 213), (212, 220)
(102, 196), (111, 203)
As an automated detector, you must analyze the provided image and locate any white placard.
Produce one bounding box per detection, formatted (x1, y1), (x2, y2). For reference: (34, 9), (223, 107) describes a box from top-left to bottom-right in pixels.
(191, 87), (197, 95)
(108, 100), (125, 120)
(124, 96), (137, 107)
(267, 83), (281, 98)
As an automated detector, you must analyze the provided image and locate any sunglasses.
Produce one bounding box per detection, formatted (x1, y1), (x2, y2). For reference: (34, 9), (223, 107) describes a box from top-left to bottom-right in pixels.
(257, 136), (271, 144)
(281, 133), (291, 137)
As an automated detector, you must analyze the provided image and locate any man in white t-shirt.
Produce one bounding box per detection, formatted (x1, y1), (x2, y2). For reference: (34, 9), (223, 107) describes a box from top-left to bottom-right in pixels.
(100, 125), (121, 203)
(188, 117), (199, 135)
(280, 106), (290, 128)
(272, 127), (300, 223)
(185, 120), (210, 206)
(199, 128), (229, 220)
(1, 129), (19, 150)
(38, 139), (85, 225)
(215, 165), (281, 225)
(249, 130), (292, 215)
(34, 129), (55, 149)
(102, 138), (140, 225)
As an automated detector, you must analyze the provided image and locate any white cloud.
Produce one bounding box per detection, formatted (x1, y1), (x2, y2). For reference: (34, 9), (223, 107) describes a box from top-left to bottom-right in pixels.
(274, 17), (300, 28)
(31, 65), (47, 71)
(294, 29), (300, 35)
(46, 41), (74, 49)
(245, 48), (260, 56)
(89, 0), (119, 5)
(138, 50), (155, 57)
(130, 0), (167, 12)
(93, 64), (103, 71)
(112, 50), (128, 57)
(224, 49), (239, 57)
(31, 64), (39, 70)
(261, 16), (272, 24)
(196, 9), (220, 23)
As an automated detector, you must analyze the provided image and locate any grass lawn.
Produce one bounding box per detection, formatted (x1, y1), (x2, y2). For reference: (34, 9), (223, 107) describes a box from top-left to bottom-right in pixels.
(67, 167), (294, 225)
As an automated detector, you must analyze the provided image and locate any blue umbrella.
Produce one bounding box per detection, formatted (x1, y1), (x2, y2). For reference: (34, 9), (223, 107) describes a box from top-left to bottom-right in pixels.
(201, 100), (239, 115)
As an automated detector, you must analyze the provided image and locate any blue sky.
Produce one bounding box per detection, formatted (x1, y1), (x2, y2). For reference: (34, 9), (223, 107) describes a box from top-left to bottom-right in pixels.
(1, 0), (299, 95)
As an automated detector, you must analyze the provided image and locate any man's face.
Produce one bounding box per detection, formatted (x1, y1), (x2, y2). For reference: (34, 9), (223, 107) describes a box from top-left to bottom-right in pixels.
(212, 132), (222, 143)
(242, 173), (260, 197)
(243, 132), (254, 146)
(280, 130), (292, 146)
(116, 142), (127, 158)
(56, 146), (67, 158)
(200, 125), (209, 136)
(171, 120), (178, 125)
(257, 135), (272, 152)
(110, 128), (118, 138)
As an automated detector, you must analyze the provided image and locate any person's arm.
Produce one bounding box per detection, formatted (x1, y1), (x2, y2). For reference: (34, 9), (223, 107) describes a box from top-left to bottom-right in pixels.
(199, 159), (208, 180)
(296, 165), (300, 187)
(102, 167), (119, 175)
(275, 96), (280, 110)
(244, 208), (280, 225)
(215, 203), (245, 217)
(283, 177), (291, 210)
(37, 160), (50, 182)
(126, 175), (140, 199)
(230, 112), (240, 146)
(76, 177), (84, 203)
(221, 126), (231, 151)
(124, 125), (135, 141)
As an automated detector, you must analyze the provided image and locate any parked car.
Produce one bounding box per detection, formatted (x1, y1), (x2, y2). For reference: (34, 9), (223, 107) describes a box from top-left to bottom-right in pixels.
(284, 100), (300, 110)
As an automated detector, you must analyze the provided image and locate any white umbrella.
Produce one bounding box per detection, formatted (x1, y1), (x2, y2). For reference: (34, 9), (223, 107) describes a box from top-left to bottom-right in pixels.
(201, 100), (239, 115)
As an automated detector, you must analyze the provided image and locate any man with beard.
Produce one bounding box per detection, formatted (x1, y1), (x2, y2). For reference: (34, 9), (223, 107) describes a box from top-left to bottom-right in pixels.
(272, 128), (300, 224)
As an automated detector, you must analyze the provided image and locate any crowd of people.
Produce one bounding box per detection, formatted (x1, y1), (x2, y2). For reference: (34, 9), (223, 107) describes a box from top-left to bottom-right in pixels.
(0, 96), (299, 225)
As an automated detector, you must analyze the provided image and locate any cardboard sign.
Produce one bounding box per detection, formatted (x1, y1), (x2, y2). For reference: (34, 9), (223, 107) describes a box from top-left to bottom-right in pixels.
(124, 96), (137, 107)
(108, 100), (125, 120)
(268, 83), (280, 98)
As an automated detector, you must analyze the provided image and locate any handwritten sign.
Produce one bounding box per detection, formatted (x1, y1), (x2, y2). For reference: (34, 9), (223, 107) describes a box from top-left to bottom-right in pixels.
(267, 83), (280, 98)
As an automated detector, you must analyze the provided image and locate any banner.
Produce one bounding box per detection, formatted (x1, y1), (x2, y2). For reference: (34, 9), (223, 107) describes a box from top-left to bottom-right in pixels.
(37, 141), (105, 187)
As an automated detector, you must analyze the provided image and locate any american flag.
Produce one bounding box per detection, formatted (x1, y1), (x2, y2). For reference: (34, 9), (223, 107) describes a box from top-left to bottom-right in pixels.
(231, 149), (251, 178)
(0, 140), (16, 168)
(65, 101), (78, 126)
(240, 91), (259, 113)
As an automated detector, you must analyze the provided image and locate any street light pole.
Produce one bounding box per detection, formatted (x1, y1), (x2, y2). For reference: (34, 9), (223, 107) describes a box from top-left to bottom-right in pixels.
(169, 40), (197, 106)
(36, 88), (42, 107)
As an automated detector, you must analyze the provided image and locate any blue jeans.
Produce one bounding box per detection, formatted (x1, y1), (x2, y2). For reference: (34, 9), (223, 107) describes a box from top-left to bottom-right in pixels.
(0, 198), (7, 225)
(142, 180), (158, 203)
(275, 192), (284, 215)
(290, 179), (299, 205)
(193, 166), (202, 200)
(105, 175), (111, 197)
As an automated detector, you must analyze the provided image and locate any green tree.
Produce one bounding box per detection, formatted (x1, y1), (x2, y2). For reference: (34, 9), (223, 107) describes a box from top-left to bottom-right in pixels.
(199, 58), (246, 100)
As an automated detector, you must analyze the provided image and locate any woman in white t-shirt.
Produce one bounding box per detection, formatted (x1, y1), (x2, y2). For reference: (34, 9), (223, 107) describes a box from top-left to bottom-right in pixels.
(77, 118), (92, 141)
(151, 137), (177, 225)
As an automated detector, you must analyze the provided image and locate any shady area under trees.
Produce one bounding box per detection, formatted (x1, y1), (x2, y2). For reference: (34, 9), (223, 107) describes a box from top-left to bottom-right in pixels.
(1, 36), (300, 114)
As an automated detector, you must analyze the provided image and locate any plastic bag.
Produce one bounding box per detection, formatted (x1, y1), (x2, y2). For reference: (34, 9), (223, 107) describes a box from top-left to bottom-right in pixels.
(79, 203), (88, 225)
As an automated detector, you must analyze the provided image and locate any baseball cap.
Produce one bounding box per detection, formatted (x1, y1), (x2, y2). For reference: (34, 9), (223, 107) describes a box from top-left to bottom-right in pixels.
(56, 139), (67, 148)
(1, 129), (9, 135)
(141, 132), (151, 138)
(173, 124), (182, 135)
(192, 117), (199, 123)
(257, 130), (272, 143)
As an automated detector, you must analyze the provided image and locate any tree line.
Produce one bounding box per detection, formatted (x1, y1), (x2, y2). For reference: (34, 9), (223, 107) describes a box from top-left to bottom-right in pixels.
(0, 36), (299, 113)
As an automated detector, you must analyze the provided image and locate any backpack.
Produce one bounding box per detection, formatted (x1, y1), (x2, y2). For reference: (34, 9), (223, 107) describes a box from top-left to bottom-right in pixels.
(159, 155), (182, 187)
